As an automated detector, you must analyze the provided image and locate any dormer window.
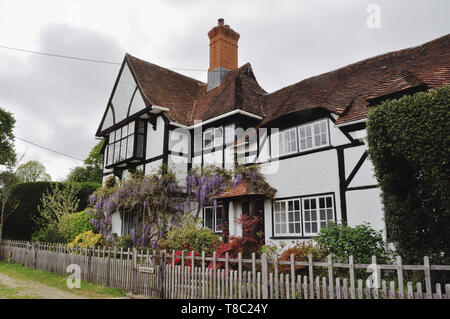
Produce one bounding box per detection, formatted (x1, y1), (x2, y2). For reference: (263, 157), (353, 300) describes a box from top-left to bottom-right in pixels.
(105, 119), (146, 168)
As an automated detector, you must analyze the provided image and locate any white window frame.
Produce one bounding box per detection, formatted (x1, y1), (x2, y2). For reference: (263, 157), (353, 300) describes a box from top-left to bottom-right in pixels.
(203, 126), (224, 149)
(298, 119), (329, 152)
(302, 195), (334, 236)
(278, 127), (298, 156)
(203, 205), (223, 233)
(273, 199), (302, 236)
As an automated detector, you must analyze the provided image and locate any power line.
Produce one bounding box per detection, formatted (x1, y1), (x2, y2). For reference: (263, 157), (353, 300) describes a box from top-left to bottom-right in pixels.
(0, 44), (213, 72)
(15, 136), (84, 162)
(15, 126), (93, 145)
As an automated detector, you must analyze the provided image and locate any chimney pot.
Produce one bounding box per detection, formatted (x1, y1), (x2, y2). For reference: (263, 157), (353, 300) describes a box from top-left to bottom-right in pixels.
(207, 19), (240, 90)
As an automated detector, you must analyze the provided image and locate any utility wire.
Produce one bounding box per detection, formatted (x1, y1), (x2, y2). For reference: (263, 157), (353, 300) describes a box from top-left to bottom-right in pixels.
(15, 136), (84, 162)
(15, 126), (93, 145)
(0, 44), (213, 72)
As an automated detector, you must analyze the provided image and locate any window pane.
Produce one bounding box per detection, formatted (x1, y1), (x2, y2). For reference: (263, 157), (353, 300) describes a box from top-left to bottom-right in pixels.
(127, 136), (134, 158)
(327, 209), (333, 220)
(311, 211), (317, 221)
(294, 200), (300, 210)
(319, 197), (325, 208)
(288, 212), (294, 222)
(311, 223), (318, 233)
(114, 142), (120, 162)
(120, 139), (127, 161)
(204, 130), (212, 148)
(289, 224), (294, 233)
(295, 223), (300, 233)
(320, 210), (326, 220)
(305, 223), (311, 233)
(295, 212), (300, 221)
(280, 224), (286, 233)
(275, 224), (280, 234)
(204, 208), (213, 230)
(326, 197), (332, 207)
(136, 134), (144, 158)
(215, 208), (222, 232)
(225, 125), (235, 144)
(280, 213), (286, 222)
(128, 121), (135, 135)
(275, 213), (280, 223)
(305, 211), (310, 222)
(214, 127), (223, 146)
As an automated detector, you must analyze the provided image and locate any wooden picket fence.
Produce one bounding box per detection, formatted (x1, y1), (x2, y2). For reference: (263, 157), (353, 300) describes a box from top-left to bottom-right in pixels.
(1, 240), (450, 299)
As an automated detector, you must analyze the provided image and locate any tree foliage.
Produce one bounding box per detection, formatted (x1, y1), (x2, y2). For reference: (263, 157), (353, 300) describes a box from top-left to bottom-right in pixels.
(0, 107), (16, 166)
(0, 164), (20, 241)
(37, 182), (81, 242)
(67, 140), (104, 183)
(16, 160), (51, 183)
(366, 85), (450, 264)
(4, 181), (99, 240)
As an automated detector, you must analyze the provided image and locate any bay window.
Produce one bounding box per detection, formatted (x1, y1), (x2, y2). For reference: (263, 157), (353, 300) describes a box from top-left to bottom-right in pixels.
(105, 119), (146, 167)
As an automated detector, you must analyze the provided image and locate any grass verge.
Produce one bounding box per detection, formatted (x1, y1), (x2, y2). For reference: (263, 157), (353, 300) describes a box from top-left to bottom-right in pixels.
(0, 261), (126, 299)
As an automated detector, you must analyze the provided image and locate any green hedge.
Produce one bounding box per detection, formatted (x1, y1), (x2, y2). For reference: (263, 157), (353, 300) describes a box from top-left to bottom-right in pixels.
(367, 85), (450, 264)
(3, 181), (100, 241)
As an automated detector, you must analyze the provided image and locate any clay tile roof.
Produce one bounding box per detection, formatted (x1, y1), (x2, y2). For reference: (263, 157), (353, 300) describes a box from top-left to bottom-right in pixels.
(124, 34), (449, 127)
(261, 34), (450, 126)
(125, 54), (206, 125)
(215, 177), (276, 200)
(188, 64), (266, 123)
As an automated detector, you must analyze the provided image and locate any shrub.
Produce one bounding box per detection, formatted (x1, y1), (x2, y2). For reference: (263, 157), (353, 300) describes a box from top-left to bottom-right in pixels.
(160, 215), (220, 254)
(278, 241), (327, 275)
(68, 230), (105, 248)
(107, 234), (134, 250)
(31, 227), (65, 243)
(4, 181), (99, 240)
(367, 85), (450, 264)
(314, 222), (390, 264)
(70, 210), (95, 241)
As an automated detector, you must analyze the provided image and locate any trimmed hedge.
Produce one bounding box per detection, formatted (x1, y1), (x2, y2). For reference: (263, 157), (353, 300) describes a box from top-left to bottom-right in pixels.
(3, 181), (100, 240)
(367, 85), (450, 264)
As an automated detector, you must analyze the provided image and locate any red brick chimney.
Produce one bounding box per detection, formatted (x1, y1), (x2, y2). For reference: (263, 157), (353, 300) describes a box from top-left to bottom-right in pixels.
(207, 18), (240, 90)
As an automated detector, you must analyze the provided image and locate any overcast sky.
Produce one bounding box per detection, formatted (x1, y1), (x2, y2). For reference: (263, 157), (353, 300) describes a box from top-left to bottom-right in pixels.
(0, 0), (449, 180)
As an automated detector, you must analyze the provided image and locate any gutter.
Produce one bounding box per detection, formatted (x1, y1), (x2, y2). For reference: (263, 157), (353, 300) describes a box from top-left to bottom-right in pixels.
(335, 118), (367, 128)
(169, 109), (264, 130)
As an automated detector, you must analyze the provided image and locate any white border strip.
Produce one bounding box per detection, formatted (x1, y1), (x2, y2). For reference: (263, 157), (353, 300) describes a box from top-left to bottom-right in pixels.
(170, 109), (263, 129)
(335, 118), (367, 127)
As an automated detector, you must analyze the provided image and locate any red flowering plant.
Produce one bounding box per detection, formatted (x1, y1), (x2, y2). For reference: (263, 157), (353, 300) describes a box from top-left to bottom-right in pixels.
(170, 245), (200, 267)
(208, 214), (264, 270)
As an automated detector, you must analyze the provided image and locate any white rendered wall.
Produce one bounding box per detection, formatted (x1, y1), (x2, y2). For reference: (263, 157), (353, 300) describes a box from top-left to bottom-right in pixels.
(146, 117), (165, 160)
(111, 212), (122, 236)
(346, 188), (385, 233)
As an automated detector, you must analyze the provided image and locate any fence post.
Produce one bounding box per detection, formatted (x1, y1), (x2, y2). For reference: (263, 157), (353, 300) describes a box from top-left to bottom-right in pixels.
(201, 251), (206, 299)
(349, 255), (356, 299)
(238, 252), (242, 299)
(424, 256), (432, 299)
(308, 254), (314, 299)
(396, 256), (405, 299)
(261, 253), (268, 299)
(160, 250), (167, 299)
(132, 247), (137, 294)
(328, 254), (334, 299)
(274, 254), (279, 299)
